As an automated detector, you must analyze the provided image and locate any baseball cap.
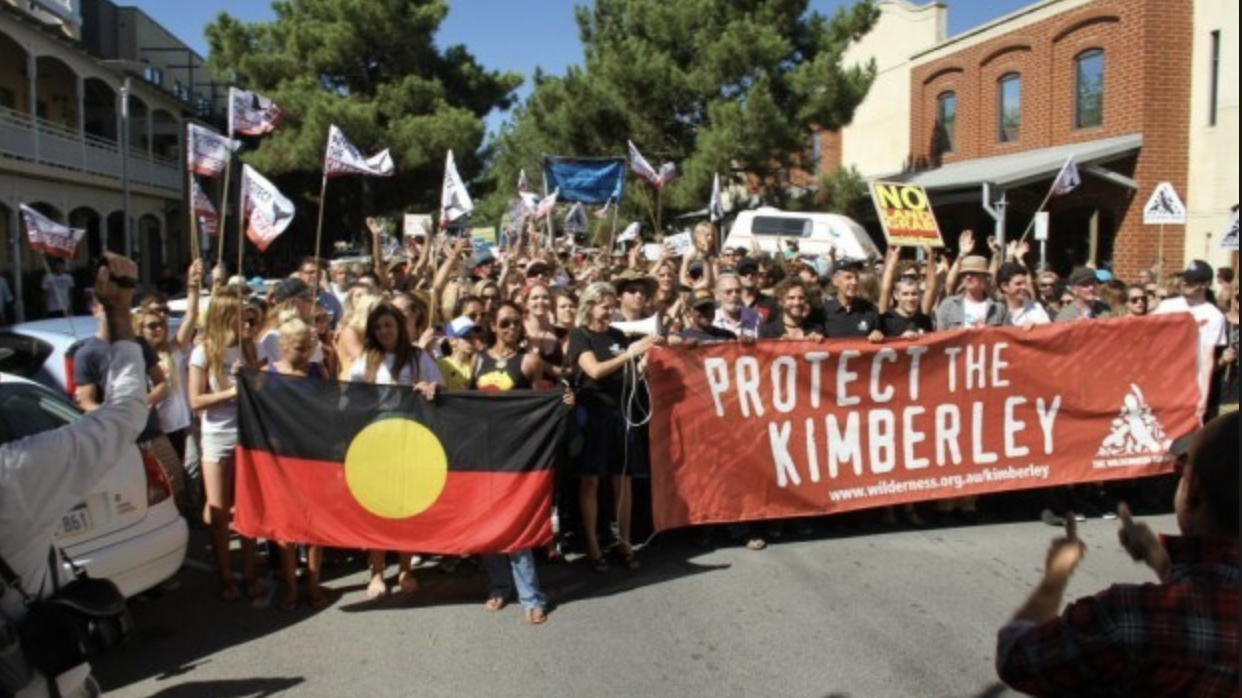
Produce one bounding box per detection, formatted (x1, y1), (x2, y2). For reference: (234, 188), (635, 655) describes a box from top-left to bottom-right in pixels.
(736, 257), (760, 275)
(445, 316), (478, 339)
(1068, 267), (1098, 286)
(273, 277), (313, 303)
(1181, 260), (1213, 284)
(1095, 269), (1114, 283)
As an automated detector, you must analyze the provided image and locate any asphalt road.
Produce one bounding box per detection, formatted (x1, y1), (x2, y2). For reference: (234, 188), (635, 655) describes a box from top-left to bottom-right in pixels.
(92, 512), (1175, 698)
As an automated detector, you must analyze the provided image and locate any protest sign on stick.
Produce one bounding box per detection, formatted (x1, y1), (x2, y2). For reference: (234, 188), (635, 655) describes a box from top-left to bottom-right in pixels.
(870, 182), (944, 248)
(648, 315), (1200, 531)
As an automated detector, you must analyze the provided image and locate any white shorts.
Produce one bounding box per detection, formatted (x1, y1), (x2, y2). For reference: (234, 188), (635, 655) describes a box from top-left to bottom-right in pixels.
(199, 429), (238, 465)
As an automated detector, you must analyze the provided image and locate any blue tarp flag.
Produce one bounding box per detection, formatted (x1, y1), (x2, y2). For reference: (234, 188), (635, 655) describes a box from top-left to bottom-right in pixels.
(542, 156), (625, 205)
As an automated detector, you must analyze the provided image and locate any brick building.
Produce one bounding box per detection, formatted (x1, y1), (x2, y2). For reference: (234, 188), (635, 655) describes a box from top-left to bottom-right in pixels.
(893, 0), (1237, 279)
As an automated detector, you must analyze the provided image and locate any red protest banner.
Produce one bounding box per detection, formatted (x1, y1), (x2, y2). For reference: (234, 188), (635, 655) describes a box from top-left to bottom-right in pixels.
(648, 315), (1201, 532)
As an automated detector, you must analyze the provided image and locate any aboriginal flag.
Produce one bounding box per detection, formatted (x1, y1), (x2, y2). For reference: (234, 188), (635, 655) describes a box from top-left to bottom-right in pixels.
(234, 372), (566, 554)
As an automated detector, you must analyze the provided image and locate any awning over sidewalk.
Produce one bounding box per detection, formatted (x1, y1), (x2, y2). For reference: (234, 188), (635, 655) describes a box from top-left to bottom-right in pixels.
(886, 133), (1143, 192)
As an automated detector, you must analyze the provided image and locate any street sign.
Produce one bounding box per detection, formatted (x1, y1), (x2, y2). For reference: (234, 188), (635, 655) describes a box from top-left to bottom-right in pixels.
(1034, 212), (1049, 242)
(1142, 182), (1187, 225)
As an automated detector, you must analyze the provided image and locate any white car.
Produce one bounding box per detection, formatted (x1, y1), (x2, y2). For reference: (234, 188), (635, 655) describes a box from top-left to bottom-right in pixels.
(0, 372), (187, 598)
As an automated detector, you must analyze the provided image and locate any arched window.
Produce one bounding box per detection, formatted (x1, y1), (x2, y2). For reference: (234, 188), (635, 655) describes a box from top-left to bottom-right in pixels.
(935, 91), (957, 155)
(998, 73), (1021, 143)
(1075, 49), (1104, 129)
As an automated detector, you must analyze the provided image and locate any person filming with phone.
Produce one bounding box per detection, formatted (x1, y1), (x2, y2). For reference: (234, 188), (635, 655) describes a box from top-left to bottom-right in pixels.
(1, 253), (147, 698)
(996, 411), (1238, 697)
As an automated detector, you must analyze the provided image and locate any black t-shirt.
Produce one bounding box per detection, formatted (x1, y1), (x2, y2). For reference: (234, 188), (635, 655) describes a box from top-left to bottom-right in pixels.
(758, 317), (826, 340)
(567, 326), (630, 405)
(822, 297), (881, 338)
(746, 294), (781, 324)
(880, 311), (934, 338)
(1221, 320), (1239, 405)
(73, 336), (163, 442)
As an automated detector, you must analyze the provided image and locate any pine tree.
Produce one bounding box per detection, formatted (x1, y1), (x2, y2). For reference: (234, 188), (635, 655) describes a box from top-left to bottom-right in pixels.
(205, 0), (521, 243)
(481, 0), (879, 225)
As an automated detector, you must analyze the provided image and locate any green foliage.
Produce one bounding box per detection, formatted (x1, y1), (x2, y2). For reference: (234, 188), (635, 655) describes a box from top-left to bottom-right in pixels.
(481, 0), (879, 229)
(816, 164), (870, 220)
(205, 0), (521, 238)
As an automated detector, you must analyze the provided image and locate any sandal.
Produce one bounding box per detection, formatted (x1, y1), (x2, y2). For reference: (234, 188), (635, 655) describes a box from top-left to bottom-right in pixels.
(525, 608), (548, 625)
(587, 555), (609, 574)
(484, 597), (507, 612)
(745, 537), (767, 551)
(616, 547), (640, 570)
(277, 590), (298, 611)
(398, 571), (419, 594)
(366, 576), (388, 599)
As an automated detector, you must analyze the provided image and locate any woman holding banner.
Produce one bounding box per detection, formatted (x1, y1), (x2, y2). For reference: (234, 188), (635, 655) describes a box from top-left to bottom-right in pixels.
(470, 301), (556, 624)
(188, 287), (262, 602)
(347, 303), (443, 599)
(267, 312), (330, 610)
(568, 282), (662, 572)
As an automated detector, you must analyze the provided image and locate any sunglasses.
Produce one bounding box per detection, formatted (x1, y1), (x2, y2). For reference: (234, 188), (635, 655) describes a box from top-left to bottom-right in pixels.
(142, 321), (165, 331)
(497, 318), (522, 330)
(622, 287), (647, 295)
(1127, 296), (1147, 303)
(738, 270), (757, 277)
(315, 314), (331, 323)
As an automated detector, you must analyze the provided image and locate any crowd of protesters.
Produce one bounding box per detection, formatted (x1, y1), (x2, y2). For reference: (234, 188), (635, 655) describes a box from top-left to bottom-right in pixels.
(46, 216), (1238, 628)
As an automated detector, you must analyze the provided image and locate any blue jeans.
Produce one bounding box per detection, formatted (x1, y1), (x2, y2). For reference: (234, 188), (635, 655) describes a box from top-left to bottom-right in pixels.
(482, 550), (546, 611)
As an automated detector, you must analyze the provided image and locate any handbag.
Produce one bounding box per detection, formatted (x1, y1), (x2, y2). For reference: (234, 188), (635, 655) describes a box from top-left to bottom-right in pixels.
(0, 548), (129, 678)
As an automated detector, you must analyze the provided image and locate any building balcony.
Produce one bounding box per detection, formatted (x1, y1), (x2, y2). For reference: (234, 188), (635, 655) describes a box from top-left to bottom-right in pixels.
(0, 105), (181, 192)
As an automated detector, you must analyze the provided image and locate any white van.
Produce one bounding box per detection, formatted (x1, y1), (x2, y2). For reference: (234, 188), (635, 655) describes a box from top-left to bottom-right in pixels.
(723, 208), (881, 261)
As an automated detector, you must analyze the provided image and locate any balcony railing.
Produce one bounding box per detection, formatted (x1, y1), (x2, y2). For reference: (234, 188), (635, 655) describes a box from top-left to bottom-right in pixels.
(0, 106), (181, 192)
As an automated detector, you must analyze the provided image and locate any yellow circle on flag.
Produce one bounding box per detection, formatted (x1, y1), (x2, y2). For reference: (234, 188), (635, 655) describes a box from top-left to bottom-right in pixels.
(344, 418), (448, 520)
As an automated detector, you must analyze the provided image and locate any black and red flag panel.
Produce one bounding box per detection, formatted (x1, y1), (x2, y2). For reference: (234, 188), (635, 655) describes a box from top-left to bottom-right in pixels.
(234, 372), (566, 555)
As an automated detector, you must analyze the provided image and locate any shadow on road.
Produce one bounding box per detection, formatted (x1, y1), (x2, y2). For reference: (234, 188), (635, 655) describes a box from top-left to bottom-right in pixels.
(141, 677), (304, 698)
(335, 540), (731, 613)
(817, 682), (1010, 698)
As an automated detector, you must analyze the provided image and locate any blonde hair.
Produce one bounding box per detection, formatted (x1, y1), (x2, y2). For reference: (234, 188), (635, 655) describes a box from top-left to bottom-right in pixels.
(277, 310), (313, 355)
(576, 281), (617, 328)
(344, 290), (383, 332)
(202, 288), (249, 386)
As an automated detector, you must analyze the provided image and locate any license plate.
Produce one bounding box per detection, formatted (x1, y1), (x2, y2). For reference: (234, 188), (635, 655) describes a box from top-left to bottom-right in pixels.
(56, 508), (94, 538)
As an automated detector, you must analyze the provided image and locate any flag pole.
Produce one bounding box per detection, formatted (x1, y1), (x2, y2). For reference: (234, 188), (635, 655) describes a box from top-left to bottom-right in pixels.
(1017, 181), (1060, 244)
(216, 124), (235, 269)
(312, 173), (329, 293)
(187, 169), (200, 262)
(607, 198), (620, 257)
(655, 185), (663, 238)
(236, 167), (245, 287)
(39, 254), (78, 339)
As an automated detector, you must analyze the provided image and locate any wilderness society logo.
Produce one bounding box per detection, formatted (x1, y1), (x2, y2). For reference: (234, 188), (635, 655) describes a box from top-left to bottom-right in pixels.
(1093, 384), (1175, 469)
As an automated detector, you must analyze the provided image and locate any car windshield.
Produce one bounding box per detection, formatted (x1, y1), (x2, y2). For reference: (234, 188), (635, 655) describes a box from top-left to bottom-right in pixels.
(751, 216), (812, 238)
(0, 333), (54, 379)
(0, 383), (79, 446)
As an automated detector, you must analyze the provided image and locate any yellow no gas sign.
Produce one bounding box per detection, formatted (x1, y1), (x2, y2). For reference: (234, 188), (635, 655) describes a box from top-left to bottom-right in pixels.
(869, 182), (945, 248)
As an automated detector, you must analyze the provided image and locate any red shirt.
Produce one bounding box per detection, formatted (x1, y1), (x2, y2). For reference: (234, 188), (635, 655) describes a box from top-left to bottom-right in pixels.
(997, 535), (1239, 698)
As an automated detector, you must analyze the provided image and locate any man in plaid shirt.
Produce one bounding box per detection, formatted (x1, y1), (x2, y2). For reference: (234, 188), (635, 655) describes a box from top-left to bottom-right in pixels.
(997, 412), (1239, 697)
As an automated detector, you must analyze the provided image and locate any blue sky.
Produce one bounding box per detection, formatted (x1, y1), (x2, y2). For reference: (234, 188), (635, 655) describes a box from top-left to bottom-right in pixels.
(130, 0), (1034, 131)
